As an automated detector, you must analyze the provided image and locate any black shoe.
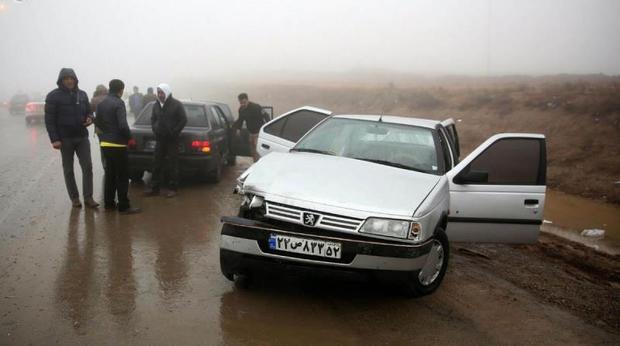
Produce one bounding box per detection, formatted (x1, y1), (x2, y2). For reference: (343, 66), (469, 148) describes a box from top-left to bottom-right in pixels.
(119, 207), (141, 215)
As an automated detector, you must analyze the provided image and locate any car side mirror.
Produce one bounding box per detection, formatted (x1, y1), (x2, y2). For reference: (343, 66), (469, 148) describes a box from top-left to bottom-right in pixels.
(454, 169), (488, 184)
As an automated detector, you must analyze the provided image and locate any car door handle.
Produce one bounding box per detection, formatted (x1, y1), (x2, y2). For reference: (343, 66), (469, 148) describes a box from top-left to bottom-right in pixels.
(524, 199), (539, 207)
(261, 144), (270, 150)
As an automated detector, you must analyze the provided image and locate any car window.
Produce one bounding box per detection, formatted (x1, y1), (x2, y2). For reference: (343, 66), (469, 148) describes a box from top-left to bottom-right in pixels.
(207, 107), (222, 129)
(264, 116), (286, 136)
(465, 138), (544, 185)
(212, 106), (229, 127)
(294, 118), (440, 175)
(280, 110), (328, 142)
(135, 104), (209, 127)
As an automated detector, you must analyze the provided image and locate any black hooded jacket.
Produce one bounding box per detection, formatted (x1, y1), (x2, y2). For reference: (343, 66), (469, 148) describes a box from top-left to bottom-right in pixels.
(44, 68), (92, 142)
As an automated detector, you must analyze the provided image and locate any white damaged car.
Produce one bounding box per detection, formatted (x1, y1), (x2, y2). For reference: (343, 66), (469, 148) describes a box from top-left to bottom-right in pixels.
(220, 108), (546, 296)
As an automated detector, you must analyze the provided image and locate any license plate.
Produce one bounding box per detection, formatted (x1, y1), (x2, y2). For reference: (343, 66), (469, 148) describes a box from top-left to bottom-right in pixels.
(268, 234), (342, 259)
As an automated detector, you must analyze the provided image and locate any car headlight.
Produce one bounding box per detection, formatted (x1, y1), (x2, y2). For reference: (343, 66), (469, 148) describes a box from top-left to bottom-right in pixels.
(360, 218), (423, 240)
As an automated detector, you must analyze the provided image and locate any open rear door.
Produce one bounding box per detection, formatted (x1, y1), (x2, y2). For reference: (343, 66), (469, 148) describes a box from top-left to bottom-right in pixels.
(256, 106), (332, 157)
(446, 133), (546, 243)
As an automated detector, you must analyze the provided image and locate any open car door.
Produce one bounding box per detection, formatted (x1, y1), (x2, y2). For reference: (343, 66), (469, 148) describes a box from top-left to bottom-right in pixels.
(230, 105), (275, 157)
(446, 133), (546, 243)
(441, 118), (460, 161)
(256, 106), (332, 157)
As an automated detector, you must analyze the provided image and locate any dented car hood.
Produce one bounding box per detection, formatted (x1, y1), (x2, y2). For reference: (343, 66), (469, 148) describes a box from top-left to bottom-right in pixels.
(241, 152), (441, 217)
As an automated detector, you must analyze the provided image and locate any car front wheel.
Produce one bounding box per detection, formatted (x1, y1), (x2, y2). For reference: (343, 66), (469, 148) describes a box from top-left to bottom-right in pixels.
(403, 228), (449, 297)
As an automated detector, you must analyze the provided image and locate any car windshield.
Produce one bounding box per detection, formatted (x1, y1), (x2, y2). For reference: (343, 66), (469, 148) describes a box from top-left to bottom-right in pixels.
(293, 118), (440, 174)
(134, 103), (209, 127)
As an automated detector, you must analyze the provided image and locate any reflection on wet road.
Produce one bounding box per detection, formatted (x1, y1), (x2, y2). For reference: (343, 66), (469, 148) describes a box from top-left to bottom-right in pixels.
(0, 110), (617, 344)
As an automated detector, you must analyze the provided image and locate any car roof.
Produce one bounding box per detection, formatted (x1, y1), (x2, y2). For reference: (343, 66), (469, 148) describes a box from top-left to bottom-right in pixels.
(332, 114), (441, 129)
(179, 100), (222, 107)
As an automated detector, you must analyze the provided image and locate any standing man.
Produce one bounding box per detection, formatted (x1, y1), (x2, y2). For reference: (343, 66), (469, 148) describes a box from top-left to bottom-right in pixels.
(234, 93), (269, 162)
(45, 68), (99, 208)
(94, 79), (141, 214)
(145, 83), (187, 198)
(142, 87), (157, 107)
(128, 86), (144, 118)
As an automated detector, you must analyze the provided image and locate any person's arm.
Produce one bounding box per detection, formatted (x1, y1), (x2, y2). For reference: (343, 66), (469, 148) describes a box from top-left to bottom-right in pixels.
(116, 100), (131, 141)
(44, 93), (61, 148)
(233, 110), (245, 131)
(83, 94), (94, 126)
(172, 102), (187, 137)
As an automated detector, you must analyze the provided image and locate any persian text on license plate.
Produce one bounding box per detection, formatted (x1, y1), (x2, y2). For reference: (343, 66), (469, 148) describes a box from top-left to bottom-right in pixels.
(268, 234), (342, 259)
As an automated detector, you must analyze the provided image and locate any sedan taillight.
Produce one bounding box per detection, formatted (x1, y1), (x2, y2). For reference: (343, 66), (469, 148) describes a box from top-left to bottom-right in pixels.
(191, 140), (211, 153)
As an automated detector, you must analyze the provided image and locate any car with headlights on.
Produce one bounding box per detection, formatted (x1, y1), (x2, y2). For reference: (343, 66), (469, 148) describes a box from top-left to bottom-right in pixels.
(220, 109), (547, 296)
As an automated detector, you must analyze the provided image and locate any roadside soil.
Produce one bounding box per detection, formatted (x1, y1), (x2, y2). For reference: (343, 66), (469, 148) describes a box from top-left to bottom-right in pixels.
(455, 232), (620, 334)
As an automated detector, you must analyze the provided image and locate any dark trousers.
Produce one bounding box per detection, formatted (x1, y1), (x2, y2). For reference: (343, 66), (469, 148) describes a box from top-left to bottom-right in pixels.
(102, 147), (130, 211)
(60, 137), (93, 200)
(152, 138), (180, 190)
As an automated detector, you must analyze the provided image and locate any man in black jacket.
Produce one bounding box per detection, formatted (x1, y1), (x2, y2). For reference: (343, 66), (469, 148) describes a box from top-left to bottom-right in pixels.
(145, 83), (187, 198)
(45, 68), (99, 208)
(234, 93), (270, 162)
(95, 79), (140, 214)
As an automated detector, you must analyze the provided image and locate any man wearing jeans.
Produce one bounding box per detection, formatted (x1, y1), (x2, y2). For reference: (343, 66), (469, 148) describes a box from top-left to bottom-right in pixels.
(95, 79), (140, 214)
(45, 68), (99, 208)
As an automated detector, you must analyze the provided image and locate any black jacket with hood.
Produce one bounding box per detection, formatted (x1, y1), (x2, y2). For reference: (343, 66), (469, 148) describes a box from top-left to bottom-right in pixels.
(150, 85), (187, 140)
(44, 68), (93, 142)
(94, 93), (131, 145)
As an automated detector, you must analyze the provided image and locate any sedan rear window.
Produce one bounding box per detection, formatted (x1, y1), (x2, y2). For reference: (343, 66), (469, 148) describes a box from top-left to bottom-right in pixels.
(293, 118), (440, 175)
(135, 103), (209, 127)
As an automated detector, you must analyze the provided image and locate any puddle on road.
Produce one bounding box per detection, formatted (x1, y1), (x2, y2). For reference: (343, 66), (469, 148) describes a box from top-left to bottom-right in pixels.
(544, 189), (620, 254)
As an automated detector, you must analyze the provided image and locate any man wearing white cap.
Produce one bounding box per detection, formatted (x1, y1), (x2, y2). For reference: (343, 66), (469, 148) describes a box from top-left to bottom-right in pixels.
(145, 83), (187, 198)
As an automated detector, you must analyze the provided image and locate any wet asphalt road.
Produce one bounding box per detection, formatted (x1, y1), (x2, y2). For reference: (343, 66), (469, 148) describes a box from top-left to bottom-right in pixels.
(0, 109), (617, 345)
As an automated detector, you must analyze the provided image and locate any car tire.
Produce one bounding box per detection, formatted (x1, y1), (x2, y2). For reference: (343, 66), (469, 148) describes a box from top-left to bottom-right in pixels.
(209, 154), (223, 183)
(233, 273), (252, 289)
(403, 228), (449, 297)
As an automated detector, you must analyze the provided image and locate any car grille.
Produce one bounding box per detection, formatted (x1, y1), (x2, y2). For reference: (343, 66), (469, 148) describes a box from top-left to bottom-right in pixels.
(265, 201), (364, 233)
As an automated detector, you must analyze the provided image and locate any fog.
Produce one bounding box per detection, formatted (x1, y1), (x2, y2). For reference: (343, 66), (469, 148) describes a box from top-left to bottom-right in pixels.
(1, 0), (619, 99)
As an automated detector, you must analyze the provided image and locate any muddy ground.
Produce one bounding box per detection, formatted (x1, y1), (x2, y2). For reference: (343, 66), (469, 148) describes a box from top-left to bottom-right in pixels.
(0, 107), (618, 345)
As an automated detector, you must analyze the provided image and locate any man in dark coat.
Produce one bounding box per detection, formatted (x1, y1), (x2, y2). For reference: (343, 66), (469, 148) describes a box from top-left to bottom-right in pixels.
(128, 86), (144, 118)
(234, 93), (270, 162)
(94, 79), (140, 214)
(45, 68), (99, 208)
(145, 83), (187, 198)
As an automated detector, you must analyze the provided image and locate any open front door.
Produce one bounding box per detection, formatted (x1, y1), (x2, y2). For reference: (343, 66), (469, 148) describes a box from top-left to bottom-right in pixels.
(256, 106), (332, 157)
(446, 134), (546, 243)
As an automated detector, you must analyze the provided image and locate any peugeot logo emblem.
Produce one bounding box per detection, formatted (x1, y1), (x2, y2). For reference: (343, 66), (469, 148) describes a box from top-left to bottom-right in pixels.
(302, 212), (320, 227)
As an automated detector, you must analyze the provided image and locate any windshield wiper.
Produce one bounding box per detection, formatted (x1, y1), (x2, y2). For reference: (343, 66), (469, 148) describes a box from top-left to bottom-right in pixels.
(290, 148), (335, 156)
(353, 158), (428, 173)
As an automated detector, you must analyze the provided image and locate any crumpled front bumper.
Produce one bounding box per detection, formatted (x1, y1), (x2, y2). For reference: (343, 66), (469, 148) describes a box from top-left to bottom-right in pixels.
(220, 216), (433, 272)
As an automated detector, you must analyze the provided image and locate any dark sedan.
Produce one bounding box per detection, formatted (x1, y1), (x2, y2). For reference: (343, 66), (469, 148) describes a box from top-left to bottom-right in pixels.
(128, 100), (253, 183)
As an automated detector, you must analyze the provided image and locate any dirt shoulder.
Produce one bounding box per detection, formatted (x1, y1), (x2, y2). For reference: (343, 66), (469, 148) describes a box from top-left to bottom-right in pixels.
(454, 232), (620, 334)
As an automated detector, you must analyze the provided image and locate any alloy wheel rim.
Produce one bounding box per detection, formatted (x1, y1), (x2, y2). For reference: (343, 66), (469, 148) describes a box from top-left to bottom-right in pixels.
(418, 240), (445, 286)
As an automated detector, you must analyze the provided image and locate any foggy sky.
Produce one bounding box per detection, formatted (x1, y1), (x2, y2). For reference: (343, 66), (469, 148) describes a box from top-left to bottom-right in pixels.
(1, 0), (619, 98)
